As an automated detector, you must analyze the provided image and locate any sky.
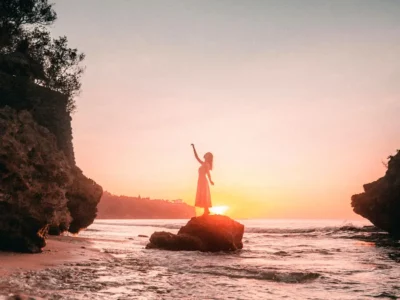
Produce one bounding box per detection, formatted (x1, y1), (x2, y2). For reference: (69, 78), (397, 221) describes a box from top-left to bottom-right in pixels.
(50, 0), (400, 219)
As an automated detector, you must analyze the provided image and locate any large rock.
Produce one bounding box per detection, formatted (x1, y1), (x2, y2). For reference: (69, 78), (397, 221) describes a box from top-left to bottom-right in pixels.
(0, 107), (103, 252)
(0, 107), (72, 252)
(48, 167), (103, 235)
(146, 215), (244, 252)
(65, 167), (103, 234)
(351, 150), (400, 236)
(0, 72), (75, 164)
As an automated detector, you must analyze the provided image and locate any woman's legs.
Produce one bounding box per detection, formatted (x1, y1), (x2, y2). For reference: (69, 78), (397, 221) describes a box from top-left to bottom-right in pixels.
(203, 207), (210, 216)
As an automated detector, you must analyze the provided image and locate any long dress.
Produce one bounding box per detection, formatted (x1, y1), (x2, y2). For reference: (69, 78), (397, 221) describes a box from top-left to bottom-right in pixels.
(195, 162), (212, 208)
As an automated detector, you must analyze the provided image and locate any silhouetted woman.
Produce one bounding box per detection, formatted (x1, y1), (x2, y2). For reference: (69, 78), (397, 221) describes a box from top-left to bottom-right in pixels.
(191, 144), (214, 216)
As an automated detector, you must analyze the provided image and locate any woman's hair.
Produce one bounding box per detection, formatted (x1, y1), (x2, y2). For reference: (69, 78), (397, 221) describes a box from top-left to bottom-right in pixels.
(204, 152), (213, 170)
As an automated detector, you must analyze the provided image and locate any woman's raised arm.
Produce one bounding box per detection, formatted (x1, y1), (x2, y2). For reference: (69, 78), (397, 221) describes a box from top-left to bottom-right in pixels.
(191, 144), (204, 165)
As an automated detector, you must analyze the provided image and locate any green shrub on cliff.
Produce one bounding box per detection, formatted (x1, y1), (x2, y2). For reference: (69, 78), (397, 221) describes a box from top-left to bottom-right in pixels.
(0, 0), (84, 113)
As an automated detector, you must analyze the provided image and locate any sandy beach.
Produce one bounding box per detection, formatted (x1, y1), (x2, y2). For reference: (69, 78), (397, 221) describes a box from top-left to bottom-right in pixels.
(0, 235), (111, 298)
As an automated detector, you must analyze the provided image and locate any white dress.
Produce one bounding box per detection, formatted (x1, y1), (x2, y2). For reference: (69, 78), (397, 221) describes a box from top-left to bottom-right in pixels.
(195, 162), (212, 208)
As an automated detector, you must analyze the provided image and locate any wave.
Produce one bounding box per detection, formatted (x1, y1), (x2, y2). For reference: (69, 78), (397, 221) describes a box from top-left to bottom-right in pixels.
(94, 221), (183, 230)
(244, 225), (379, 235)
(95, 220), (378, 234)
(188, 265), (320, 283)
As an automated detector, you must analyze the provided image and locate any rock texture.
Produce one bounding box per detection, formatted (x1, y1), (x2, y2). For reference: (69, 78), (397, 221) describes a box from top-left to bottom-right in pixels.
(0, 70), (103, 252)
(0, 72), (75, 164)
(0, 107), (103, 252)
(66, 167), (103, 234)
(0, 107), (72, 253)
(48, 167), (103, 235)
(351, 150), (400, 236)
(146, 215), (244, 252)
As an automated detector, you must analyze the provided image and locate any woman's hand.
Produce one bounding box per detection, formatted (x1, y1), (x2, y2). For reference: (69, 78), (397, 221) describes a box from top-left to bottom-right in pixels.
(210, 180), (215, 186)
(191, 144), (203, 164)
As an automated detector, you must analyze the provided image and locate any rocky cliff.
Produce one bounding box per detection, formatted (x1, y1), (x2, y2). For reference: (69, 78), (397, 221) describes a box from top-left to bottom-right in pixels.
(351, 150), (400, 236)
(0, 107), (72, 252)
(0, 73), (75, 164)
(0, 74), (103, 253)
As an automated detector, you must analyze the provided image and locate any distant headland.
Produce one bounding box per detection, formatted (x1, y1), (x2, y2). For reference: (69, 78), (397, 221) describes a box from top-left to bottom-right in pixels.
(97, 192), (195, 219)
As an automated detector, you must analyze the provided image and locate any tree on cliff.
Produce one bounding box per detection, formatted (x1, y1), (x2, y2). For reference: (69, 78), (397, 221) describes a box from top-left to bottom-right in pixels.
(0, 0), (56, 49)
(20, 28), (85, 113)
(0, 0), (84, 113)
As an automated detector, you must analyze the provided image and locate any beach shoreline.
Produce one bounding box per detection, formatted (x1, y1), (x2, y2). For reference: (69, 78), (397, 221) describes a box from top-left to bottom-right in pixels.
(0, 219), (395, 300)
(0, 235), (111, 298)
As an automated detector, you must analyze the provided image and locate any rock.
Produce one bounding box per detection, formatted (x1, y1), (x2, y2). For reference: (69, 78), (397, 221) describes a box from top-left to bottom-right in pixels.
(65, 167), (103, 234)
(47, 167), (102, 235)
(48, 222), (69, 235)
(0, 107), (72, 253)
(351, 150), (400, 236)
(138, 234), (148, 238)
(0, 107), (103, 252)
(146, 215), (244, 252)
(146, 231), (204, 251)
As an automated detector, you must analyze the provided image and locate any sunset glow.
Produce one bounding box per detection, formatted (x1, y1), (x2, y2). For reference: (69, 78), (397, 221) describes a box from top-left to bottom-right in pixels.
(210, 206), (229, 216)
(52, 0), (400, 219)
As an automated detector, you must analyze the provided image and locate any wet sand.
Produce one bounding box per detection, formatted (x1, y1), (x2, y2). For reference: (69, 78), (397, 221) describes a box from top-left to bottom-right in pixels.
(0, 235), (111, 298)
(0, 236), (108, 276)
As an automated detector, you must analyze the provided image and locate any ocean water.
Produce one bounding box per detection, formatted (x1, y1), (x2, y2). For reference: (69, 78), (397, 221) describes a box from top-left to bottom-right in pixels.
(5, 219), (400, 299)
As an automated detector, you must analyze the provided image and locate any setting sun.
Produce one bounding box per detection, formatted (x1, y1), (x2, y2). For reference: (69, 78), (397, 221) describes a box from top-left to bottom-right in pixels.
(210, 206), (229, 215)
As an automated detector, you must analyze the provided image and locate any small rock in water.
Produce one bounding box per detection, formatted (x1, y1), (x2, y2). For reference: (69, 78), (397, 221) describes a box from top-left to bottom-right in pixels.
(146, 215), (244, 252)
(138, 234), (148, 238)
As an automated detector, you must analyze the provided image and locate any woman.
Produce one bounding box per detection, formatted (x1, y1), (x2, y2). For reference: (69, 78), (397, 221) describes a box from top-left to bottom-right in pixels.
(191, 144), (214, 216)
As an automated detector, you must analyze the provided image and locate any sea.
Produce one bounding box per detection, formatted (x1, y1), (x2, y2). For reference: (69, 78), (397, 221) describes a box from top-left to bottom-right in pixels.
(4, 219), (400, 300)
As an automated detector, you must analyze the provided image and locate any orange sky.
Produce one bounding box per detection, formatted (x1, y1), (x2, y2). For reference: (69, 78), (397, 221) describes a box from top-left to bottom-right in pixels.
(52, 0), (399, 220)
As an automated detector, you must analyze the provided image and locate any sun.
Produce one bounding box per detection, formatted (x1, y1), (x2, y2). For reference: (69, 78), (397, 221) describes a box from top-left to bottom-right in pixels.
(210, 205), (229, 215)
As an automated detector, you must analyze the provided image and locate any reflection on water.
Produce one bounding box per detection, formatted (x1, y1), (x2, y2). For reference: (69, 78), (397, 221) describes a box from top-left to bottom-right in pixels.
(1, 219), (400, 300)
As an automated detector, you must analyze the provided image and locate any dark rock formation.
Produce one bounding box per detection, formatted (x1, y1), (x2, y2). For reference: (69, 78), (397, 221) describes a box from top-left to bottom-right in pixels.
(0, 105), (102, 252)
(351, 150), (400, 236)
(47, 167), (103, 236)
(146, 232), (205, 251)
(0, 72), (75, 164)
(146, 215), (244, 252)
(66, 167), (103, 234)
(0, 68), (103, 252)
(0, 107), (72, 253)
